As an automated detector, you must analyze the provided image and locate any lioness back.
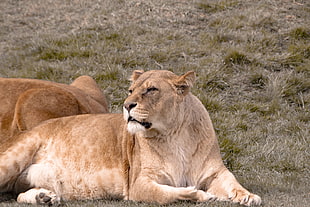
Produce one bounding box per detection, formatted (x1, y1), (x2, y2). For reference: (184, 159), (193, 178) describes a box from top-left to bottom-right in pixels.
(0, 76), (108, 145)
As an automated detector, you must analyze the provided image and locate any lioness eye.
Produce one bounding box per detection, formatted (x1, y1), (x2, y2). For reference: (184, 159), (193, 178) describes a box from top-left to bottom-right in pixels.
(128, 89), (133, 94)
(142, 87), (158, 96)
(146, 87), (158, 93)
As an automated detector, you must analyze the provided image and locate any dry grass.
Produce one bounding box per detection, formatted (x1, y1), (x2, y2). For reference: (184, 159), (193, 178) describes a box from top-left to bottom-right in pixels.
(0, 0), (309, 206)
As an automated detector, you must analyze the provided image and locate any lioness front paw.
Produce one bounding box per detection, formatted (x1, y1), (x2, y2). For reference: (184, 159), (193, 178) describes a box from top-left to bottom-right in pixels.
(35, 190), (57, 205)
(177, 186), (198, 200)
(178, 187), (217, 202)
(196, 190), (217, 202)
(229, 189), (261, 206)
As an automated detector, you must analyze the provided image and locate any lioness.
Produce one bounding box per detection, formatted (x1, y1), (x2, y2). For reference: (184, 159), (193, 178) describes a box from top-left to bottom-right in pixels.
(0, 76), (108, 144)
(0, 70), (261, 206)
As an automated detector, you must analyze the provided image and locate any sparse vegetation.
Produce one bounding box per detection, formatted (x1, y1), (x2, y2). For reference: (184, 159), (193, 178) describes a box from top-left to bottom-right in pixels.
(224, 50), (251, 66)
(0, 0), (309, 206)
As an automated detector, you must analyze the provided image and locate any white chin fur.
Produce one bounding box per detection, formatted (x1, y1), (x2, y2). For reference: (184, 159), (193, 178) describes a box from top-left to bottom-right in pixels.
(127, 122), (146, 134)
(123, 107), (129, 121)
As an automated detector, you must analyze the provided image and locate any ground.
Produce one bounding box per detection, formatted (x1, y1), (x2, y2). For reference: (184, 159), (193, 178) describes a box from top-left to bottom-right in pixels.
(0, 0), (309, 206)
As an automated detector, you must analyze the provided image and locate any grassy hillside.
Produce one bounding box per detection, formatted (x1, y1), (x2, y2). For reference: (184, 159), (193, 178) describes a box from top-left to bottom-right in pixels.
(0, 0), (309, 206)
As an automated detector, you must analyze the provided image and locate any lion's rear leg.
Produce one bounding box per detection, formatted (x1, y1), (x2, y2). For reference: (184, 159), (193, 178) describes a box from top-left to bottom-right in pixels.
(17, 188), (59, 205)
(206, 169), (261, 206)
(0, 133), (41, 192)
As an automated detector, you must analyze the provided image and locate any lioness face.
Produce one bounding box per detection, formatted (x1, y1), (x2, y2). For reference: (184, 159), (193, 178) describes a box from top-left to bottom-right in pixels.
(123, 70), (194, 135)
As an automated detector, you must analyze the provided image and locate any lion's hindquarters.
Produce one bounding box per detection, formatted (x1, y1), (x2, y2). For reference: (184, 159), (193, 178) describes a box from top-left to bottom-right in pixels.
(0, 133), (41, 192)
(14, 114), (125, 202)
(70, 75), (108, 112)
(12, 87), (80, 131)
(0, 76), (108, 145)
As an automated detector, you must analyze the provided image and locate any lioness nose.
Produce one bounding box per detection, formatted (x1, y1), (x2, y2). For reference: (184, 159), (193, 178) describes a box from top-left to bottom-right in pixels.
(124, 102), (137, 111)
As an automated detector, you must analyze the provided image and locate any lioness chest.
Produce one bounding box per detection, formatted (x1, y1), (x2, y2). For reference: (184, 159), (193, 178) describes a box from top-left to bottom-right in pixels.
(135, 134), (199, 187)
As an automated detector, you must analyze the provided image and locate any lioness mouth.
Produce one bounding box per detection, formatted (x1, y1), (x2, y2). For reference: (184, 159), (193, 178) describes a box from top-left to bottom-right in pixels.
(127, 116), (152, 129)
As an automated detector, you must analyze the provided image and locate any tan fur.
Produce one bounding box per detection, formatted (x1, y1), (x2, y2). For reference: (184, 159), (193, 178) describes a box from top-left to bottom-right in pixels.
(0, 70), (261, 206)
(0, 76), (108, 144)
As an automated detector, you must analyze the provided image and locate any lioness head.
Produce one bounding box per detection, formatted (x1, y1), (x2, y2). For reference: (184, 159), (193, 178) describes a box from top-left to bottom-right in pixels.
(123, 70), (195, 136)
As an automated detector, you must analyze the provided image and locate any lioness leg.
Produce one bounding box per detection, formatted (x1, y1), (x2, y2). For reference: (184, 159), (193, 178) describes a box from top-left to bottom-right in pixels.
(17, 188), (58, 205)
(129, 177), (215, 204)
(0, 134), (40, 192)
(206, 169), (261, 206)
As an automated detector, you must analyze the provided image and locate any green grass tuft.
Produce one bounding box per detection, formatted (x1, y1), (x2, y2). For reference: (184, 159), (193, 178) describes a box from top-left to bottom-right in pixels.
(220, 137), (242, 171)
(224, 50), (251, 65)
(105, 33), (121, 40)
(35, 67), (69, 81)
(197, 0), (239, 13)
(38, 48), (93, 61)
(249, 72), (267, 89)
(290, 27), (310, 40)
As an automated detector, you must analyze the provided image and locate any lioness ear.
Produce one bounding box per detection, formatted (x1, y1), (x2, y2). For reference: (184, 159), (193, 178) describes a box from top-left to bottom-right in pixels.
(130, 70), (144, 82)
(174, 71), (195, 95)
